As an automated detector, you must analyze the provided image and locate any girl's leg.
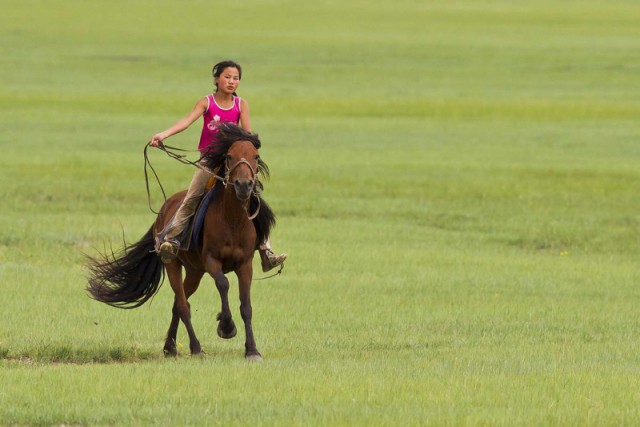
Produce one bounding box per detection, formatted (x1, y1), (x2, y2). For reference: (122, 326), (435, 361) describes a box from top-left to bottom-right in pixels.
(159, 166), (211, 263)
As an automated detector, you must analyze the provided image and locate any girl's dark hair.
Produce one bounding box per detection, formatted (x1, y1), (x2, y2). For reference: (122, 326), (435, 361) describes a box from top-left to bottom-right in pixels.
(212, 60), (242, 95)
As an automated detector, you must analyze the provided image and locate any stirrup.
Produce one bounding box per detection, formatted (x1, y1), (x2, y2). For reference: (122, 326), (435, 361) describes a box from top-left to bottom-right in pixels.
(159, 240), (179, 264)
(261, 248), (287, 273)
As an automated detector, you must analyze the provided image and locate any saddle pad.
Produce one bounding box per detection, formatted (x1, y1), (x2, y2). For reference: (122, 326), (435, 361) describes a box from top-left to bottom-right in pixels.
(190, 186), (218, 251)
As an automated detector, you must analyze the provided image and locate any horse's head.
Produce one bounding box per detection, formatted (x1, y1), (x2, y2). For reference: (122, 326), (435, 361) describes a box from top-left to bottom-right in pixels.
(199, 123), (268, 202)
(225, 140), (259, 201)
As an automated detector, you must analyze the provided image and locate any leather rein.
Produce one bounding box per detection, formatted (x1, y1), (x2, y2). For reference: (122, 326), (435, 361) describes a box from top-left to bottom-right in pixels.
(144, 142), (261, 220)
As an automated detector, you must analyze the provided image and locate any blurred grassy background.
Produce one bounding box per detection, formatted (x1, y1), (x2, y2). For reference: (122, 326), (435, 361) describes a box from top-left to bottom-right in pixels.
(1, 0), (640, 425)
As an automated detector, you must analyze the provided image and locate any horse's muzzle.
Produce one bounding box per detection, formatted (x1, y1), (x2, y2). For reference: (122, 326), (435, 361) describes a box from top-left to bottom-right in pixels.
(233, 179), (254, 201)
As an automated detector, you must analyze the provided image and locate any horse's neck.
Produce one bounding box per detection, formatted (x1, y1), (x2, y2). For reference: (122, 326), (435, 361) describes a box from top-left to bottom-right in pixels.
(218, 187), (250, 227)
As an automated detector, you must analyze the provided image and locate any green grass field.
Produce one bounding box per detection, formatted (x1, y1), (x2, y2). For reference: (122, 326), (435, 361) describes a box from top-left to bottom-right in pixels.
(2, 0), (640, 425)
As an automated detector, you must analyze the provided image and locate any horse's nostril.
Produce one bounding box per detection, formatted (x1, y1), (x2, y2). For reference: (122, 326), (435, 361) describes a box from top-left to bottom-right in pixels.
(234, 180), (252, 191)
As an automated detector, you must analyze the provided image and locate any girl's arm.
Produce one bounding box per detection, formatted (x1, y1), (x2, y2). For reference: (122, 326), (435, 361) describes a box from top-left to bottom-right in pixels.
(149, 98), (208, 147)
(239, 98), (251, 132)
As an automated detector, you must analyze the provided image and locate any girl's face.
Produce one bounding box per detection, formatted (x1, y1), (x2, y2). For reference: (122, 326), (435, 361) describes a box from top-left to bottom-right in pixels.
(215, 67), (241, 94)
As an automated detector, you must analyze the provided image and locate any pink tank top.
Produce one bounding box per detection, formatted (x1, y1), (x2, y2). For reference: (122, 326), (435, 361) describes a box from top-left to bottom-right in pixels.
(198, 94), (242, 152)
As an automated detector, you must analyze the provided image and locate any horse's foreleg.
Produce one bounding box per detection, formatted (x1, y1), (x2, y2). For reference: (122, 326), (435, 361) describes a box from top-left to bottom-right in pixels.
(211, 270), (237, 340)
(236, 261), (261, 361)
(165, 262), (202, 355)
(204, 256), (237, 339)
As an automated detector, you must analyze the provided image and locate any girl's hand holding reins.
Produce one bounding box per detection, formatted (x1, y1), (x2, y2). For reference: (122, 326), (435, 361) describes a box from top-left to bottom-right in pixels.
(149, 133), (166, 148)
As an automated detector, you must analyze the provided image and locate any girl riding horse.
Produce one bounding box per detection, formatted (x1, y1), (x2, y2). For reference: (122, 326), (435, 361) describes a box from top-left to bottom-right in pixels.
(88, 123), (274, 360)
(149, 60), (286, 271)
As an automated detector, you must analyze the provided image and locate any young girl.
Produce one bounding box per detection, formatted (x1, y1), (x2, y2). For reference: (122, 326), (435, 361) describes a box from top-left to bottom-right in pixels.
(149, 60), (287, 271)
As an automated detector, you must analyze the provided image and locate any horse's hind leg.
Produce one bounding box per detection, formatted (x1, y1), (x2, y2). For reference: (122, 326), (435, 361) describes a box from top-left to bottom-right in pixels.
(164, 262), (203, 355)
(212, 271), (237, 339)
(163, 267), (204, 356)
(163, 301), (181, 357)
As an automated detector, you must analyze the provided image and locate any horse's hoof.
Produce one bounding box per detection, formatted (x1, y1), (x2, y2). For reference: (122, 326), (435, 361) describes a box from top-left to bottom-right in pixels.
(217, 324), (237, 339)
(245, 353), (263, 362)
(163, 347), (177, 358)
(190, 341), (203, 355)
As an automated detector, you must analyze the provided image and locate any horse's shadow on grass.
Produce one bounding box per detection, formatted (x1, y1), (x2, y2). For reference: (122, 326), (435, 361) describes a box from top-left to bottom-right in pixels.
(0, 344), (243, 365)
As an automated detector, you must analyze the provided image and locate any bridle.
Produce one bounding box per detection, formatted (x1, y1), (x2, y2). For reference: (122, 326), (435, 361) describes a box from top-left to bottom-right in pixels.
(223, 156), (261, 220)
(223, 156), (258, 188)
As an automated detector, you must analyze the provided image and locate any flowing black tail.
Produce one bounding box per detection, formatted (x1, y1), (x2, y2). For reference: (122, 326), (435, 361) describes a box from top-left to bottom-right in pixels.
(86, 225), (164, 309)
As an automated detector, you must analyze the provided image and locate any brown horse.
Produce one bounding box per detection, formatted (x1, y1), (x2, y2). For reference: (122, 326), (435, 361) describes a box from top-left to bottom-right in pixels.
(87, 123), (275, 361)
